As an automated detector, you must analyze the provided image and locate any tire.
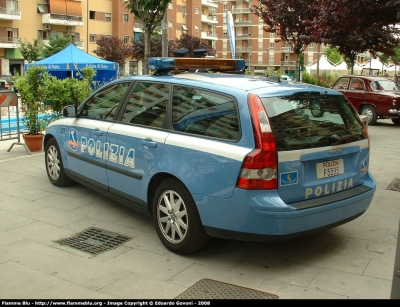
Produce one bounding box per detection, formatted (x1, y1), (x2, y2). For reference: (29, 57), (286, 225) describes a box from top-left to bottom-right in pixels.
(45, 138), (74, 187)
(310, 101), (324, 118)
(152, 178), (210, 254)
(361, 105), (377, 126)
(391, 118), (400, 125)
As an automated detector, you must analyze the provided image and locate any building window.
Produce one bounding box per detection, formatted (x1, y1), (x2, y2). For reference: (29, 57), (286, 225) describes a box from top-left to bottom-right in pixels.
(123, 36), (129, 44)
(182, 6), (186, 17)
(104, 35), (111, 38)
(168, 2), (173, 9)
(269, 42), (275, 50)
(169, 21), (173, 28)
(105, 13), (111, 22)
(195, 7), (199, 14)
(223, 4), (227, 13)
(123, 14), (129, 23)
(195, 25), (199, 32)
(308, 43), (314, 51)
(89, 11), (95, 20)
(269, 55), (274, 65)
(90, 34), (95, 43)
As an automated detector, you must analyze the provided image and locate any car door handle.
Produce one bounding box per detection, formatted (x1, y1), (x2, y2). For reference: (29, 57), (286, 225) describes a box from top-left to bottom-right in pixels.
(93, 129), (103, 136)
(141, 139), (157, 148)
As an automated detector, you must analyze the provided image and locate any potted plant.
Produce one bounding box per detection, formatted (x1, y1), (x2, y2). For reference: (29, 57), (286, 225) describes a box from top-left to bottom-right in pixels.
(14, 66), (49, 152)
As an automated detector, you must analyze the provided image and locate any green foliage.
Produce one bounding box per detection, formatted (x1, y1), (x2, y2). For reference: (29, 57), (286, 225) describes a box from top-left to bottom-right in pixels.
(14, 66), (48, 135)
(14, 66), (97, 135)
(19, 39), (43, 63)
(301, 71), (339, 88)
(42, 33), (74, 58)
(324, 46), (343, 65)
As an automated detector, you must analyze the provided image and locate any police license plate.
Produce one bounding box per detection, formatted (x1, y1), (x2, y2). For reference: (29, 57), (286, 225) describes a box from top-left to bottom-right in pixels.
(316, 159), (344, 179)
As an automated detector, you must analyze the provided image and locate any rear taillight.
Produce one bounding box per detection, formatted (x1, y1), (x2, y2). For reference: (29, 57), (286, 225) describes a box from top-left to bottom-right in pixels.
(236, 94), (278, 189)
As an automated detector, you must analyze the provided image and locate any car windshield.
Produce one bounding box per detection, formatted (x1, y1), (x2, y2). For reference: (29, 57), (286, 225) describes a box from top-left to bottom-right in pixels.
(261, 93), (367, 151)
(371, 80), (399, 91)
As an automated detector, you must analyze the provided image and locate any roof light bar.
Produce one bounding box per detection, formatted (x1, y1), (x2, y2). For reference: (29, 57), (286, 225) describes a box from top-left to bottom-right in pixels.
(148, 57), (246, 74)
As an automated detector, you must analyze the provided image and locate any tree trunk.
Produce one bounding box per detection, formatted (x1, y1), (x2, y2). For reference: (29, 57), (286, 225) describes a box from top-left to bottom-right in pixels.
(143, 30), (151, 75)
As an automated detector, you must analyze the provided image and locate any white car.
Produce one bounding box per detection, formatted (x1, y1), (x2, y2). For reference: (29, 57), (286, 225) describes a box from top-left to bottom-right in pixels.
(280, 74), (293, 81)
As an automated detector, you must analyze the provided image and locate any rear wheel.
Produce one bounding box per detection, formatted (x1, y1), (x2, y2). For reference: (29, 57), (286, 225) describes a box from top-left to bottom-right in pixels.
(45, 138), (74, 187)
(152, 178), (210, 254)
(391, 118), (400, 125)
(361, 105), (377, 126)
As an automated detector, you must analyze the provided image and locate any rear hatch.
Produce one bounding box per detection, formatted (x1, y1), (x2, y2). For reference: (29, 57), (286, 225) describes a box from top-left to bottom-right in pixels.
(261, 92), (370, 204)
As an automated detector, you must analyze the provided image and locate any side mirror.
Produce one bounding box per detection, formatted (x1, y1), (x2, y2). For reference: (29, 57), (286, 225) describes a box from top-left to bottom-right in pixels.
(63, 105), (77, 117)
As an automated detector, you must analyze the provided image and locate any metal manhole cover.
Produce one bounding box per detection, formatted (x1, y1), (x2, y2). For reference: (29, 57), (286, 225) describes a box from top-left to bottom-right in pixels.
(175, 278), (279, 299)
(387, 178), (400, 192)
(54, 227), (132, 256)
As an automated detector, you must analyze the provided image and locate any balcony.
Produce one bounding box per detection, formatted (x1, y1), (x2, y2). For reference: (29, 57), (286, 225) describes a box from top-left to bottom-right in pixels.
(0, 37), (21, 49)
(201, 0), (218, 8)
(232, 8), (251, 14)
(234, 21), (252, 27)
(281, 47), (290, 53)
(201, 15), (217, 25)
(201, 32), (218, 40)
(280, 61), (296, 66)
(42, 14), (84, 27)
(235, 34), (251, 40)
(235, 47), (252, 53)
(0, 7), (21, 21)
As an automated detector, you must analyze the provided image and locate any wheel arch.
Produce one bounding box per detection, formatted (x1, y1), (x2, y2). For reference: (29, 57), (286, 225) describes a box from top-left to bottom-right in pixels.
(147, 172), (184, 217)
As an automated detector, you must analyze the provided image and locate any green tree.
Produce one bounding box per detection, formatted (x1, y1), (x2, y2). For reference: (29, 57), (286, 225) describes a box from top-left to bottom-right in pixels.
(324, 46), (343, 65)
(42, 33), (74, 58)
(19, 38), (43, 63)
(93, 36), (133, 66)
(124, 0), (172, 74)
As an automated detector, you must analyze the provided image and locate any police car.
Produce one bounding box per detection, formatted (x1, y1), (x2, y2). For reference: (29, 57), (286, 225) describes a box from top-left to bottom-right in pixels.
(44, 57), (376, 254)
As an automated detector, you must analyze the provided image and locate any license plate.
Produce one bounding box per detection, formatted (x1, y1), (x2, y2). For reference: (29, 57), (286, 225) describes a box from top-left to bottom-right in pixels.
(316, 159), (344, 179)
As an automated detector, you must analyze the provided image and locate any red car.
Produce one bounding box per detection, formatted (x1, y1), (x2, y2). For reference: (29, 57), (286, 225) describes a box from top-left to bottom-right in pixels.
(331, 75), (400, 125)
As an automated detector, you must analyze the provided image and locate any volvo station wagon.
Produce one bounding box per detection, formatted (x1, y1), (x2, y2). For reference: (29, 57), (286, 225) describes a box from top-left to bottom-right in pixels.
(44, 57), (376, 254)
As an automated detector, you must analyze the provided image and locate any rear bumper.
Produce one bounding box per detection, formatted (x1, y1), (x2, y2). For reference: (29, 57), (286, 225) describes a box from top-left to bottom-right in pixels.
(196, 174), (376, 242)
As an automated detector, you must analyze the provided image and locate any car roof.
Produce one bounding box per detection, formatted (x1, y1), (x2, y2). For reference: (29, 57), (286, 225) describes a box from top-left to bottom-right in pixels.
(338, 75), (389, 81)
(118, 73), (340, 97)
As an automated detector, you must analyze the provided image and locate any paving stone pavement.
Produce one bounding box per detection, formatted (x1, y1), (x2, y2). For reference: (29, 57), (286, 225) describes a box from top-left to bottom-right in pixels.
(0, 120), (399, 299)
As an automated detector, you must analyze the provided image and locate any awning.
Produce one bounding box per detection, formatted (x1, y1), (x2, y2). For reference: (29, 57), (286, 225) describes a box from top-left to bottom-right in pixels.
(66, 0), (82, 16)
(182, 25), (187, 31)
(49, 0), (66, 15)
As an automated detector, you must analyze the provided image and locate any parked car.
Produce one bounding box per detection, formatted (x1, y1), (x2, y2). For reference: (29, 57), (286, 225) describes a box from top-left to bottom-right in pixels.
(331, 75), (400, 125)
(0, 75), (12, 90)
(43, 57), (376, 254)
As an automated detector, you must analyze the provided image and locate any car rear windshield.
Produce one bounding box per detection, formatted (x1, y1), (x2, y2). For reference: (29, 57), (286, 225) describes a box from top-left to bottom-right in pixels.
(370, 80), (399, 91)
(261, 93), (367, 151)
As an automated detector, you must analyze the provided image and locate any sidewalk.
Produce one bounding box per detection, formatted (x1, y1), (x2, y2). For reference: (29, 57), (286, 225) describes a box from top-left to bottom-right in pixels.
(0, 122), (399, 299)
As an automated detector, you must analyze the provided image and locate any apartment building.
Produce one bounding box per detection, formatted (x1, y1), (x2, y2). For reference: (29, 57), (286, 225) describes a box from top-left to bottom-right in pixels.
(0, 0), (326, 78)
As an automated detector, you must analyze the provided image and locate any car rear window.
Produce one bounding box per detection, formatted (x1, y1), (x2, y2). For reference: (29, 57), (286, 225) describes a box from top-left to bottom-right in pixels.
(261, 93), (367, 151)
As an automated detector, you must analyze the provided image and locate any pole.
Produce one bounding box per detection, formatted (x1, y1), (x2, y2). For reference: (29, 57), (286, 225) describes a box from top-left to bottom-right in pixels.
(316, 43), (320, 83)
(162, 11), (167, 57)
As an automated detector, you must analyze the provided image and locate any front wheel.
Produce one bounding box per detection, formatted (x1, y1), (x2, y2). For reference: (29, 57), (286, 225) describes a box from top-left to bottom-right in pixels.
(152, 178), (210, 254)
(45, 138), (74, 187)
(361, 105), (378, 126)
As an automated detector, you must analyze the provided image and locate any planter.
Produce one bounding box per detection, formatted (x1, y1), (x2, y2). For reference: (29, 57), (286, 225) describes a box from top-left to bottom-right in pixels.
(23, 133), (44, 152)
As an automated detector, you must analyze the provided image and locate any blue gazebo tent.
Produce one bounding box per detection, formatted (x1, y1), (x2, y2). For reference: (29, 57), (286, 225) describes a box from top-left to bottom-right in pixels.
(24, 44), (118, 82)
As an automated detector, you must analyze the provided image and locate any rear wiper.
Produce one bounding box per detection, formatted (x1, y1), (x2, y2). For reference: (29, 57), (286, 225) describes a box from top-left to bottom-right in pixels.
(329, 134), (344, 143)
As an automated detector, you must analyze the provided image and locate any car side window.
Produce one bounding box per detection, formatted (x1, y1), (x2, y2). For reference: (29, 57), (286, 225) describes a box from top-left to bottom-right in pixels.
(172, 86), (240, 140)
(350, 78), (365, 90)
(81, 82), (130, 120)
(120, 82), (169, 128)
(333, 78), (349, 90)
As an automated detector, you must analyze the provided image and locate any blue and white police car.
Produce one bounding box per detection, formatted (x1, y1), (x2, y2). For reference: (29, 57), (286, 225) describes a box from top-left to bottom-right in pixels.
(44, 57), (376, 254)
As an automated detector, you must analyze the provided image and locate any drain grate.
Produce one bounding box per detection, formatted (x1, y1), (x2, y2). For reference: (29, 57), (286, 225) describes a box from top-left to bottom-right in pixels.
(54, 227), (132, 256)
(175, 278), (279, 299)
(387, 178), (400, 192)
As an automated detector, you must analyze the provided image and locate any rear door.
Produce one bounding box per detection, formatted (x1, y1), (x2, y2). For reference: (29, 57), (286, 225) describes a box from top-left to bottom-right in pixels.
(262, 93), (370, 204)
(106, 81), (170, 203)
